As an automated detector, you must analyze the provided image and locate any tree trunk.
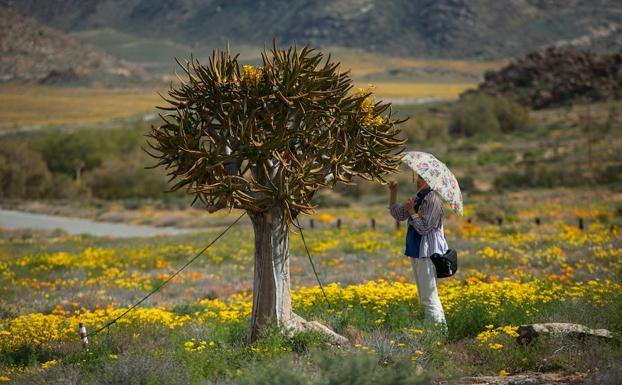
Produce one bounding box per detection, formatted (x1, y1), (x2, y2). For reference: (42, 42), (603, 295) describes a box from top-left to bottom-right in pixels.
(248, 206), (293, 342)
(248, 206), (348, 345)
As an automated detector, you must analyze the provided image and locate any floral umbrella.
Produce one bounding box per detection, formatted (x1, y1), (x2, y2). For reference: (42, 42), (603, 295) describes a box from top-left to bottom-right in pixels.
(401, 151), (463, 216)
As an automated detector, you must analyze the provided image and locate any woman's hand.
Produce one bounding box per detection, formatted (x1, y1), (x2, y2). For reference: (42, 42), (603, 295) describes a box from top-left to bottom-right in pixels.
(405, 198), (416, 216)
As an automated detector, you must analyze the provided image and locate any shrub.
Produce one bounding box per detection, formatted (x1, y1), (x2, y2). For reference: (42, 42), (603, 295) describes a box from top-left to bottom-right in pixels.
(0, 141), (52, 199)
(85, 150), (173, 200)
(457, 175), (476, 193)
(493, 166), (582, 190)
(476, 149), (516, 166)
(450, 92), (529, 137)
(96, 349), (190, 385)
(10, 362), (83, 385)
(237, 351), (432, 385)
(399, 112), (449, 144)
(33, 125), (145, 176)
(47, 173), (91, 200)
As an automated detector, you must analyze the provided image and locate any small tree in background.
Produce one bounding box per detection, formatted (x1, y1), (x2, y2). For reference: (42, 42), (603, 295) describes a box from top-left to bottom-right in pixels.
(146, 43), (405, 342)
(450, 91), (529, 137)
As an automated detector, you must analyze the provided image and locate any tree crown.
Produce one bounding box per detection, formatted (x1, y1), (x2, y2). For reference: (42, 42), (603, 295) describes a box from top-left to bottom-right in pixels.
(146, 43), (406, 224)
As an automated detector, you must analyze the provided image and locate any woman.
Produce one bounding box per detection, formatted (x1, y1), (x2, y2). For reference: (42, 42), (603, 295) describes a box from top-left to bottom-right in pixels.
(388, 175), (448, 329)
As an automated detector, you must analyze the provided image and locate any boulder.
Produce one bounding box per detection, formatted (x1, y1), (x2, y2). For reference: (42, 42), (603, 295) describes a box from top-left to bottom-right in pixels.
(283, 313), (348, 346)
(516, 322), (613, 345)
(460, 371), (586, 385)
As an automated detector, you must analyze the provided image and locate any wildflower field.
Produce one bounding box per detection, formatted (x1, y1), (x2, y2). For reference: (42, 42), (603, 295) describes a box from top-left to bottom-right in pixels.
(1, 188), (621, 384)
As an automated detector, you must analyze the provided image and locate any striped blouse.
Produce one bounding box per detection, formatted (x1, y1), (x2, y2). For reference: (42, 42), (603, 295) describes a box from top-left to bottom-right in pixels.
(389, 190), (449, 258)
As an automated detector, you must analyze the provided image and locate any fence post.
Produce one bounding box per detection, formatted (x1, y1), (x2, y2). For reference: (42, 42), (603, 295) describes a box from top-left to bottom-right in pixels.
(79, 322), (89, 349)
(496, 217), (503, 226)
(535, 217), (541, 226)
(578, 217), (584, 231)
(309, 219), (314, 229)
(371, 218), (376, 230)
(336, 218), (341, 229)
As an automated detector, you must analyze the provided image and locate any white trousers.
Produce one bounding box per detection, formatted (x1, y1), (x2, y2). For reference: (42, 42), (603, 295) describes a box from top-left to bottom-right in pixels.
(410, 257), (447, 327)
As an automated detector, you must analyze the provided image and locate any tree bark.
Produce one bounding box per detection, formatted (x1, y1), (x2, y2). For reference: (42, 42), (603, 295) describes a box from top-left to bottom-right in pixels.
(247, 206), (348, 345)
(248, 206), (293, 342)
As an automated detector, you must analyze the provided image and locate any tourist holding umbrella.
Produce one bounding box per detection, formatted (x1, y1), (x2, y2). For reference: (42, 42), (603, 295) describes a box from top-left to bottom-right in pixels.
(388, 151), (463, 330)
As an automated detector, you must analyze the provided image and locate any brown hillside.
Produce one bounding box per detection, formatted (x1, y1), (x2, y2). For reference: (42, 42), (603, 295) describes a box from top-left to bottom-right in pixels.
(0, 7), (154, 86)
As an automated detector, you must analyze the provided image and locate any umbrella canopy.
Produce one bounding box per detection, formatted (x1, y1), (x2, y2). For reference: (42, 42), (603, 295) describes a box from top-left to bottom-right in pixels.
(401, 151), (463, 216)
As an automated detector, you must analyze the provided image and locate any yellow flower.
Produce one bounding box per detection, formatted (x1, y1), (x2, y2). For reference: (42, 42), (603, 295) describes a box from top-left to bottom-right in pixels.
(41, 359), (58, 369)
(499, 369), (509, 376)
(108, 354), (118, 360)
(241, 65), (263, 85)
(184, 341), (195, 351)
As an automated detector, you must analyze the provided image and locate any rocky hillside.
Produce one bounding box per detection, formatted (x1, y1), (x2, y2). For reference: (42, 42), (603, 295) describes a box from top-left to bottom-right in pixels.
(1, 0), (621, 59)
(473, 46), (622, 109)
(0, 8), (155, 86)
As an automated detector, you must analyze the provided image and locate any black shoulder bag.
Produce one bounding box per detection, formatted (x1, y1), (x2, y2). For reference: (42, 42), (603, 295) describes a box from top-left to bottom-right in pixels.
(430, 249), (458, 278)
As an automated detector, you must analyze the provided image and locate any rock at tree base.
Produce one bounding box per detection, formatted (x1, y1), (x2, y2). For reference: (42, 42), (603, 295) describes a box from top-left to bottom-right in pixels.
(283, 313), (348, 346)
(517, 323), (613, 345)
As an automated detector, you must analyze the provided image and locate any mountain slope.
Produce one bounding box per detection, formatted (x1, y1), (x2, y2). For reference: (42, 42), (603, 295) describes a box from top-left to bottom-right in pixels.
(0, 7), (155, 86)
(2, 0), (622, 59)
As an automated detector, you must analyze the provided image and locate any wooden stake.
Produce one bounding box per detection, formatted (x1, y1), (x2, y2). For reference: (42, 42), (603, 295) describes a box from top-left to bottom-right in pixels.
(79, 322), (89, 349)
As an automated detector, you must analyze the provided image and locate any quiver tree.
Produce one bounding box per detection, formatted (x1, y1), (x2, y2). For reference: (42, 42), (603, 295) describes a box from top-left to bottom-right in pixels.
(146, 43), (406, 342)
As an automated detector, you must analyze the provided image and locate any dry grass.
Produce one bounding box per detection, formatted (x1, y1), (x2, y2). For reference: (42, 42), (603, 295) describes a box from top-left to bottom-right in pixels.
(0, 49), (499, 131)
(330, 49), (505, 78)
(0, 80), (475, 131)
(0, 84), (163, 130)
(369, 82), (477, 98)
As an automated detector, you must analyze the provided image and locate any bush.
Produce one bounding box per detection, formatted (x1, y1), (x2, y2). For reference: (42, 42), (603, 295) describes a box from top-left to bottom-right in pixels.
(47, 173), (91, 200)
(96, 349), (190, 385)
(458, 175), (476, 193)
(237, 351), (432, 385)
(0, 141), (52, 199)
(399, 112), (449, 144)
(33, 125), (145, 176)
(10, 362), (83, 385)
(85, 150), (174, 200)
(476, 148), (516, 166)
(493, 166), (582, 190)
(450, 92), (529, 137)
